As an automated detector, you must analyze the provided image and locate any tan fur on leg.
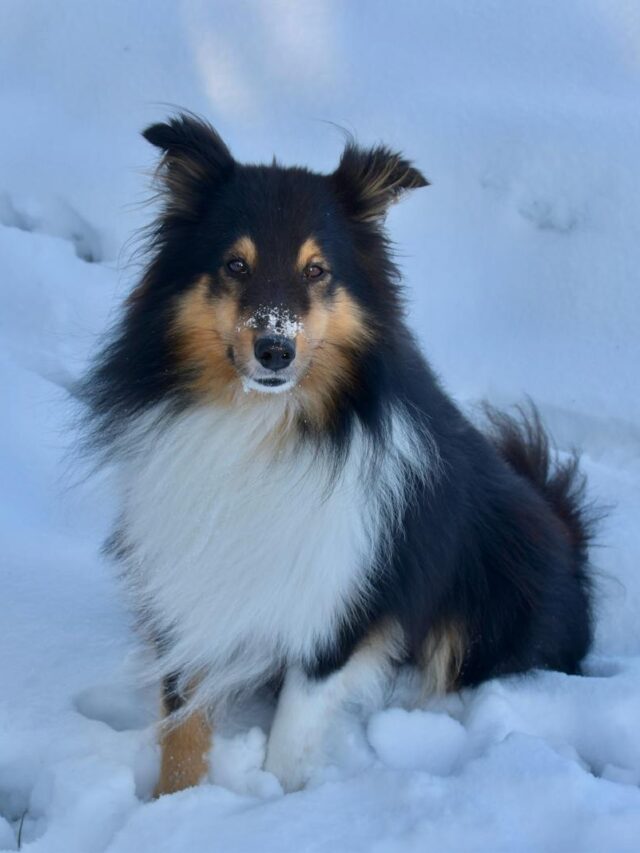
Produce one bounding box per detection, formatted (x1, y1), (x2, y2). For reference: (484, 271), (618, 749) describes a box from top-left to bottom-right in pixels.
(421, 623), (466, 697)
(154, 707), (212, 797)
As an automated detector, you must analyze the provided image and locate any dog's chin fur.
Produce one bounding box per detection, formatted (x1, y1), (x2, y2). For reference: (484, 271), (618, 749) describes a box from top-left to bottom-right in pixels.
(82, 113), (596, 793)
(241, 375), (297, 395)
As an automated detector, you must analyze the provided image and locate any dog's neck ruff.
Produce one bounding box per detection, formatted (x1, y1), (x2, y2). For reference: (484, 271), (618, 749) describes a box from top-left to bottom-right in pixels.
(115, 396), (433, 707)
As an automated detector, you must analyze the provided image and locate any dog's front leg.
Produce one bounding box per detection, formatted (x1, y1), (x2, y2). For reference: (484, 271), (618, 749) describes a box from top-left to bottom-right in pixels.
(264, 665), (343, 792)
(154, 675), (212, 797)
(264, 626), (400, 792)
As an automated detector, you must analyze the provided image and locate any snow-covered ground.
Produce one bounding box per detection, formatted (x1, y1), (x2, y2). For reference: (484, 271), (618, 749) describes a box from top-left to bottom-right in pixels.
(1, 1), (639, 850)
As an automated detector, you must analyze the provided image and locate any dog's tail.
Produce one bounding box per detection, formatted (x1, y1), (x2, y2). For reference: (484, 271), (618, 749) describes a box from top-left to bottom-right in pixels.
(484, 404), (597, 563)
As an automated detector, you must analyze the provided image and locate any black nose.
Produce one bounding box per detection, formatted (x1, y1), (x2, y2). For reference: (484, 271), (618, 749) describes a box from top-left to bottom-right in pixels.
(254, 335), (296, 371)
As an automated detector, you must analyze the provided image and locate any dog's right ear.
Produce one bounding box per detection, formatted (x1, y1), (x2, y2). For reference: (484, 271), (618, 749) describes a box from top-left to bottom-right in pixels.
(332, 142), (428, 223)
(142, 114), (235, 218)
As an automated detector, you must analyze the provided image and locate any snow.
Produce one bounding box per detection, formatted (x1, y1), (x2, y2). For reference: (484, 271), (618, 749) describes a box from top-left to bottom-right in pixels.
(367, 707), (467, 775)
(1, 1), (639, 850)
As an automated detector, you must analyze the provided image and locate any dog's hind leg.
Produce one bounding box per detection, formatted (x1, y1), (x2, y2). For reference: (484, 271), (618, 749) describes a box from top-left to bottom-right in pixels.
(154, 674), (212, 797)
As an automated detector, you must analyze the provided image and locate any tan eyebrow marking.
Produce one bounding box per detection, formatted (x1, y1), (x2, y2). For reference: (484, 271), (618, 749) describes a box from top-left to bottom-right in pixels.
(296, 237), (326, 272)
(227, 235), (257, 268)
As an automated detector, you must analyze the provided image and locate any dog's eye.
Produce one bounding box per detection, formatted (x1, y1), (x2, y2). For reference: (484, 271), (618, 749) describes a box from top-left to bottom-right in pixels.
(227, 258), (249, 275)
(303, 264), (325, 280)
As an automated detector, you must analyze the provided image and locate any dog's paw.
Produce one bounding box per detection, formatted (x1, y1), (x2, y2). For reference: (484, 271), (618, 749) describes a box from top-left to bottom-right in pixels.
(263, 736), (319, 793)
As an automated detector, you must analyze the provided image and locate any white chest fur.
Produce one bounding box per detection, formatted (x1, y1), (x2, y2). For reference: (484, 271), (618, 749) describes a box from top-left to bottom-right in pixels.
(117, 399), (427, 702)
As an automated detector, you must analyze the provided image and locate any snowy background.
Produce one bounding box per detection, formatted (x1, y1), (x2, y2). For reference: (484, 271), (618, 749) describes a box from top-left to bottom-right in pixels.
(1, 1), (640, 850)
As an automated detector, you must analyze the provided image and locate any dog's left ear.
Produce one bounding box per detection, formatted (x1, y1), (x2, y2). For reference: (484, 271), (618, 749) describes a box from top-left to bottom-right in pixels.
(331, 143), (428, 223)
(142, 114), (235, 219)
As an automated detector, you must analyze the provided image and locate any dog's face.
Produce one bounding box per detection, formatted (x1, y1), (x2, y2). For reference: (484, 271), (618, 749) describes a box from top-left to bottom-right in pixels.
(139, 116), (427, 423)
(171, 169), (372, 405)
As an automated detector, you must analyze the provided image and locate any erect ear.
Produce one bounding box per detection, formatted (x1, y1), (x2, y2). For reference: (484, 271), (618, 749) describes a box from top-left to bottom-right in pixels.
(331, 143), (428, 223)
(142, 113), (235, 218)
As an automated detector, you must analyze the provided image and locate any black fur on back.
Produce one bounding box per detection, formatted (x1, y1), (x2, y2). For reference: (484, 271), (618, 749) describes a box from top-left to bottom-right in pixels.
(309, 378), (596, 685)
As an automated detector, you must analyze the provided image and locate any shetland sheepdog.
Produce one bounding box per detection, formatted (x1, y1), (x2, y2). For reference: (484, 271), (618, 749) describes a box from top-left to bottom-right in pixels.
(82, 114), (594, 795)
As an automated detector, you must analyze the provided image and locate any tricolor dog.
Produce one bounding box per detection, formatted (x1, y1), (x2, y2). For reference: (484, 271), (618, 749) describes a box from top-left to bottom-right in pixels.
(82, 115), (594, 795)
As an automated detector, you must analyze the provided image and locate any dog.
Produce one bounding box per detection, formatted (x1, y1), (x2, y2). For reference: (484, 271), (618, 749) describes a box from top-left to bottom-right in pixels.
(81, 114), (594, 796)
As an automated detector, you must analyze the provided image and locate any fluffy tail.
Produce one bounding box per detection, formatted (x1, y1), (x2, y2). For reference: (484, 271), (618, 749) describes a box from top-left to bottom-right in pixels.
(484, 404), (597, 561)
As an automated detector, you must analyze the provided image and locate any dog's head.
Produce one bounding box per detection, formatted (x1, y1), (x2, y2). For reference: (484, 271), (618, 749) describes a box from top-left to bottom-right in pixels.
(136, 114), (427, 425)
